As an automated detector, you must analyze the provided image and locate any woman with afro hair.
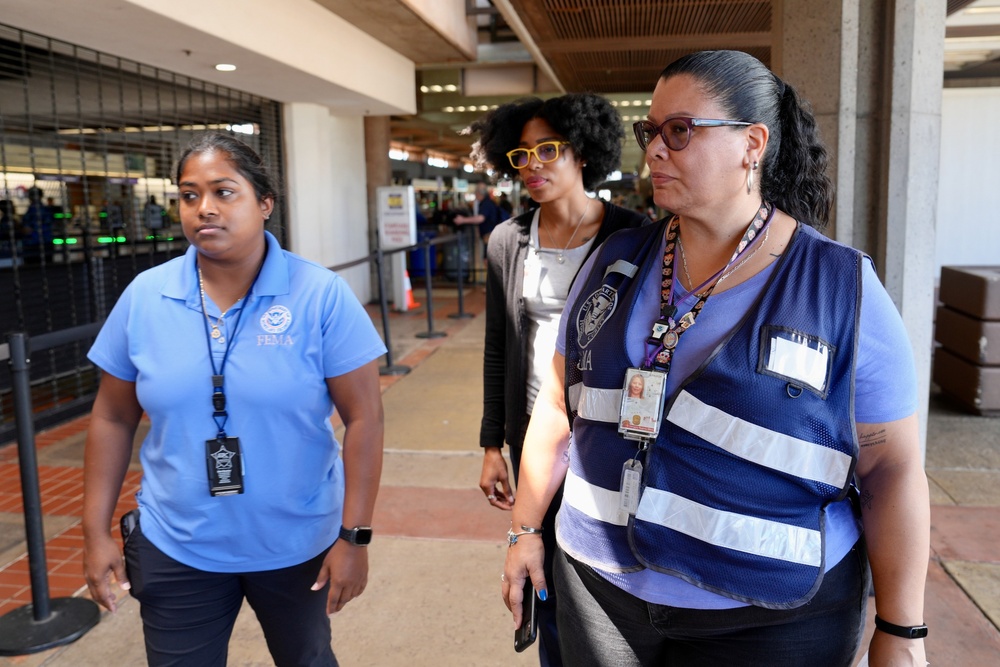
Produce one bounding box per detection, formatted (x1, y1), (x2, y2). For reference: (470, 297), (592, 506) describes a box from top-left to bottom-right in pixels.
(472, 93), (648, 666)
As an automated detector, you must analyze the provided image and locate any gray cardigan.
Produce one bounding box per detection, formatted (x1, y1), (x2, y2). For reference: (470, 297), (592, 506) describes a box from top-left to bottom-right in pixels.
(479, 202), (649, 450)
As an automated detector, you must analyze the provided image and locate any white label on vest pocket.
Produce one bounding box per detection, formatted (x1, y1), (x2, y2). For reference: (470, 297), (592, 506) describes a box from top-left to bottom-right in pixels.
(764, 330), (831, 395)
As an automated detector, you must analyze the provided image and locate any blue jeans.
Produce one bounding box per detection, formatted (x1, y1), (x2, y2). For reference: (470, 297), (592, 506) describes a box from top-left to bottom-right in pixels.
(553, 540), (870, 667)
(124, 520), (337, 667)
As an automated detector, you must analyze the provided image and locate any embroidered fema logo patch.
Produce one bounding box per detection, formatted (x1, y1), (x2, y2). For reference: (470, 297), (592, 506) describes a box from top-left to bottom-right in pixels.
(260, 305), (292, 334)
(577, 285), (617, 348)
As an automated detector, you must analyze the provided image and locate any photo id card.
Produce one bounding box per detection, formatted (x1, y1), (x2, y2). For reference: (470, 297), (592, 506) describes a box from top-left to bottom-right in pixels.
(618, 368), (668, 441)
(206, 437), (244, 496)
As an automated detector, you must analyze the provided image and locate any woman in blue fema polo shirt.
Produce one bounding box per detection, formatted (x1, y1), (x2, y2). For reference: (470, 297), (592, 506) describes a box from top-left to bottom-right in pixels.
(82, 132), (386, 666)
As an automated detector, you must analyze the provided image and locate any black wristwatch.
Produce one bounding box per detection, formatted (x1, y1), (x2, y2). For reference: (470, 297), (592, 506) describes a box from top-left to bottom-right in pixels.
(338, 525), (373, 546)
(874, 614), (928, 639)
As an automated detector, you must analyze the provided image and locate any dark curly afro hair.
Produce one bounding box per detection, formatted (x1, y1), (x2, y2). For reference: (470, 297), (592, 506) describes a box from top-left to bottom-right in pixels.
(467, 93), (624, 191)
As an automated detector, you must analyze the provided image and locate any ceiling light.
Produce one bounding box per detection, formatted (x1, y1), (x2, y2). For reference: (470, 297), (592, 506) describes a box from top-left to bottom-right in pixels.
(420, 85), (429, 93)
(644, 100), (651, 105)
(215, 64), (237, 72)
(479, 105), (488, 111)
(457, 106), (466, 112)
(611, 101), (619, 106)
(632, 100), (642, 106)
(445, 84), (458, 92)
(443, 106), (454, 112)
(621, 101), (631, 107)
(431, 85), (443, 92)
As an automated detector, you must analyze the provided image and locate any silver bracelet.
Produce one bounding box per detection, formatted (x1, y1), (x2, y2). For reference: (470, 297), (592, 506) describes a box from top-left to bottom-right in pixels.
(506, 524), (543, 547)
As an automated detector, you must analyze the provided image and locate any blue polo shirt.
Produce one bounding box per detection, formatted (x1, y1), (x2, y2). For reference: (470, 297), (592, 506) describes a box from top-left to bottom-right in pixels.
(89, 231), (386, 572)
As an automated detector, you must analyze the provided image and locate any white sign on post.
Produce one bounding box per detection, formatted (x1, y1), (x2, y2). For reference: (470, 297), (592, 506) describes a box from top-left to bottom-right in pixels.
(377, 186), (417, 312)
(378, 185), (416, 249)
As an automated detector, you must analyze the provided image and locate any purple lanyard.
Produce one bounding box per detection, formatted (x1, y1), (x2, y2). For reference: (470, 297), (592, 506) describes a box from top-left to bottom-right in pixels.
(642, 202), (774, 370)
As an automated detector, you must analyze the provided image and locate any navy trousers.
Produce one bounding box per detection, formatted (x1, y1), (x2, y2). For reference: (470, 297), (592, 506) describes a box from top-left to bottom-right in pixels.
(124, 519), (337, 667)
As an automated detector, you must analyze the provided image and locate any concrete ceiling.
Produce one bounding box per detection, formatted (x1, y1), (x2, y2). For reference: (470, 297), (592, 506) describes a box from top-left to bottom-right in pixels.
(3, 0), (997, 172)
(350, 0), (1000, 173)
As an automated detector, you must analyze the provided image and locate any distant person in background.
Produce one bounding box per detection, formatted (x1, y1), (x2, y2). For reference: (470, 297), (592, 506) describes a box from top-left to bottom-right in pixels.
(101, 200), (125, 235)
(143, 195), (166, 235)
(454, 182), (503, 251)
(0, 199), (15, 257)
(20, 186), (54, 262)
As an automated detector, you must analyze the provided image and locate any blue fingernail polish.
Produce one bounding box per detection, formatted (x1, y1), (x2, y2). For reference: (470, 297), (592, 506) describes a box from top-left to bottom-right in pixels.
(538, 589), (548, 601)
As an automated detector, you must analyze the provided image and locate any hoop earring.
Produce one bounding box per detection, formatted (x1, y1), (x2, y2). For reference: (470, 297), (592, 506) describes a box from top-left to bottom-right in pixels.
(746, 160), (759, 195)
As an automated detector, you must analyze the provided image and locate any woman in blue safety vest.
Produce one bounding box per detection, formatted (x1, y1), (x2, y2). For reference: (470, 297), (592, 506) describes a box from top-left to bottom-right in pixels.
(501, 50), (929, 667)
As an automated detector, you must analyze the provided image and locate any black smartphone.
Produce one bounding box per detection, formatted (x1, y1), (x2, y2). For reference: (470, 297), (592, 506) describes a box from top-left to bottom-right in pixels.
(514, 579), (538, 652)
(120, 508), (139, 547)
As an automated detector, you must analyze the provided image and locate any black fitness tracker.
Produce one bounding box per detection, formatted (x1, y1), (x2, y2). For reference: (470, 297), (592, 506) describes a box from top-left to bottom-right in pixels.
(339, 525), (373, 546)
(874, 614), (928, 639)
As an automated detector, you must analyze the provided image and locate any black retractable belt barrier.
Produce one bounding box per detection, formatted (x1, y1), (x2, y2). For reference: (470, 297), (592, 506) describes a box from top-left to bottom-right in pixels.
(416, 240), (446, 340)
(373, 248), (411, 376)
(0, 332), (100, 656)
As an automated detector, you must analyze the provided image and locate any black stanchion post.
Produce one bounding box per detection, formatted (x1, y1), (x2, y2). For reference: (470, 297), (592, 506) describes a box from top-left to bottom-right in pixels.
(0, 333), (100, 656)
(449, 234), (473, 320)
(415, 241), (446, 339)
(374, 248), (410, 376)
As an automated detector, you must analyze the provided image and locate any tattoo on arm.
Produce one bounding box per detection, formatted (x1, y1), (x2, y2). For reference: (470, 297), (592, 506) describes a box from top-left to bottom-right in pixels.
(858, 428), (888, 449)
(860, 489), (874, 510)
(561, 447), (570, 464)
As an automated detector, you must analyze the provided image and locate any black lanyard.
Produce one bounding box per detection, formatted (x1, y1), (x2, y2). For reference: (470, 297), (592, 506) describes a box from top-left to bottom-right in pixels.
(643, 202), (774, 371)
(198, 255), (265, 440)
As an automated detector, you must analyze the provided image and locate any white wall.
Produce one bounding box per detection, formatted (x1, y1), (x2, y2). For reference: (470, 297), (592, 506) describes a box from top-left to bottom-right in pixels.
(0, 0), (415, 115)
(936, 87), (1000, 275)
(283, 103), (372, 302)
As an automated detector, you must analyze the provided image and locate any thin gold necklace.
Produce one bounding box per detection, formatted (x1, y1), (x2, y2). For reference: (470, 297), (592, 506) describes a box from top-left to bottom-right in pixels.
(198, 266), (246, 345)
(677, 225), (769, 294)
(541, 198), (591, 264)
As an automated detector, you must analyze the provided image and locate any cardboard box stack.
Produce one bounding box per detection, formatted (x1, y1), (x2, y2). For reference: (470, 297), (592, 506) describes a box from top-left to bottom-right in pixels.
(933, 266), (1000, 415)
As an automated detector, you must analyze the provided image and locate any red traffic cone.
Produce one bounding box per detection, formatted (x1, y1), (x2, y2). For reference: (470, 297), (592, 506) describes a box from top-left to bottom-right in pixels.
(404, 270), (420, 309)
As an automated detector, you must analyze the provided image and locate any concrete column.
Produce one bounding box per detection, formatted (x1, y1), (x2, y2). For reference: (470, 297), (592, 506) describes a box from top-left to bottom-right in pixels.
(778, 0), (859, 240)
(882, 0), (946, 451)
(364, 116), (393, 299)
(282, 102), (372, 301)
(850, 1), (892, 258)
(364, 116), (392, 245)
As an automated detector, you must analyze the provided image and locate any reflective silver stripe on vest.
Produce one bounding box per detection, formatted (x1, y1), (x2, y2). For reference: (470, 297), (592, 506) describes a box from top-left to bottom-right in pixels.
(604, 259), (638, 279)
(635, 489), (822, 566)
(563, 468), (629, 526)
(570, 384), (622, 423)
(668, 390), (852, 488)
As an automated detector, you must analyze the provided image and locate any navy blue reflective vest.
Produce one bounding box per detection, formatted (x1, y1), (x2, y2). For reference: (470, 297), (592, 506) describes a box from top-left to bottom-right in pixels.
(560, 221), (862, 609)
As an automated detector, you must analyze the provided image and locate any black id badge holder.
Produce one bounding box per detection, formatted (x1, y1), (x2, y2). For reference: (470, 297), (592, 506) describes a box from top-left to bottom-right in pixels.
(206, 436), (244, 496)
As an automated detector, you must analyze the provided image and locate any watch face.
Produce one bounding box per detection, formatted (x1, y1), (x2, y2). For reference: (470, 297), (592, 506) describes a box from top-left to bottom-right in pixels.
(341, 526), (373, 545)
